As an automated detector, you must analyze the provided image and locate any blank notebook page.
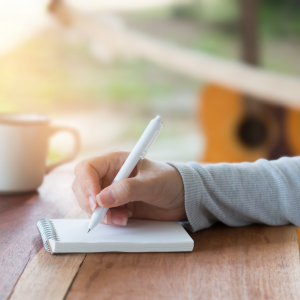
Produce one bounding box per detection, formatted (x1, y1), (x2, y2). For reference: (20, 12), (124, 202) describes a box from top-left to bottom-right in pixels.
(46, 219), (194, 253)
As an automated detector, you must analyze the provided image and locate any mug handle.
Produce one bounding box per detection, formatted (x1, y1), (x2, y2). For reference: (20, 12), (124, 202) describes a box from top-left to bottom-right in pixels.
(46, 126), (81, 174)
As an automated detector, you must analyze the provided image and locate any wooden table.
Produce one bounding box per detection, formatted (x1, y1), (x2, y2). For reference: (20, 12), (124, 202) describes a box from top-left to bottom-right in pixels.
(1, 164), (300, 300)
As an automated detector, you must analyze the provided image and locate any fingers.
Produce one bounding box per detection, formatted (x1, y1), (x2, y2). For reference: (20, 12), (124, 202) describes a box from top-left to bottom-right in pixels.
(84, 152), (131, 188)
(73, 160), (101, 213)
(88, 208), (133, 226)
(102, 208), (132, 226)
(96, 176), (153, 208)
(74, 153), (186, 224)
(73, 152), (131, 213)
(73, 177), (93, 214)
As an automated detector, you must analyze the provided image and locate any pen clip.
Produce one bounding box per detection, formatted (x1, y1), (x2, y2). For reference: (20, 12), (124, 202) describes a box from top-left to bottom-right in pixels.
(140, 122), (164, 159)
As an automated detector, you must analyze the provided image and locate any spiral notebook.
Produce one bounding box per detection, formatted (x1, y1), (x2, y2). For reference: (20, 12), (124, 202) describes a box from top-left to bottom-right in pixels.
(37, 218), (194, 254)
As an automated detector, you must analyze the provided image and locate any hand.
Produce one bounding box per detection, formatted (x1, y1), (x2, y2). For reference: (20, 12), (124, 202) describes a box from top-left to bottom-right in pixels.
(72, 151), (186, 226)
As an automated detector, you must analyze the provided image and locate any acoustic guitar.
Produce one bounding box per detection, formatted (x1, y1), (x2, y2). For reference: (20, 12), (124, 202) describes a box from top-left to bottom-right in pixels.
(198, 0), (300, 163)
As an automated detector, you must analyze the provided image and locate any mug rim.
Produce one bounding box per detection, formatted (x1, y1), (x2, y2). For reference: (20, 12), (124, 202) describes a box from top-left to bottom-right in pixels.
(0, 114), (50, 126)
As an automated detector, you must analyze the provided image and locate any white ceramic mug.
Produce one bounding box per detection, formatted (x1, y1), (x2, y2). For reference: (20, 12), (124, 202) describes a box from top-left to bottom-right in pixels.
(0, 114), (80, 194)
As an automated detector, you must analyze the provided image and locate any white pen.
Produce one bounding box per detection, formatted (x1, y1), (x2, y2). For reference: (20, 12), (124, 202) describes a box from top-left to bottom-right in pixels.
(87, 115), (164, 233)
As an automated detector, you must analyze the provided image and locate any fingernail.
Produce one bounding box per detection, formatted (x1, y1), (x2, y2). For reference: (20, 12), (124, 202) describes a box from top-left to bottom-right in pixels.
(103, 214), (107, 224)
(127, 211), (132, 218)
(97, 188), (116, 207)
(89, 196), (96, 211)
(112, 216), (127, 226)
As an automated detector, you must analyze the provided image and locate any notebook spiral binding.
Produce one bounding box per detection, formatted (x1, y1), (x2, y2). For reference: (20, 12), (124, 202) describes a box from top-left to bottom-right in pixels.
(37, 218), (60, 253)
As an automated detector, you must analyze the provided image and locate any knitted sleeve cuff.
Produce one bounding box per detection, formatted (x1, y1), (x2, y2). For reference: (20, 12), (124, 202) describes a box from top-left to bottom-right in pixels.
(166, 162), (216, 232)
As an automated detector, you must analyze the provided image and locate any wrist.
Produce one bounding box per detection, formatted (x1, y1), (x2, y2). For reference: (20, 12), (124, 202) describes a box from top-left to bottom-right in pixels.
(164, 162), (186, 220)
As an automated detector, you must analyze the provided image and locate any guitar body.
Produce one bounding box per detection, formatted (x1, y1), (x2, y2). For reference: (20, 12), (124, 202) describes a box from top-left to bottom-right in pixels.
(287, 109), (300, 155)
(197, 0), (300, 249)
(198, 84), (300, 163)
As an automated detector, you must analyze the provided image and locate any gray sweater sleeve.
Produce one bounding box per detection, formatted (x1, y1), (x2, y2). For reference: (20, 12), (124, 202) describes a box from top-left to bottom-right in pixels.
(167, 157), (300, 232)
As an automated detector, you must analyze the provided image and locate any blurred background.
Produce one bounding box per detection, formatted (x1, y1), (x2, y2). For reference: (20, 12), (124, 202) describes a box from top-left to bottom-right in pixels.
(1, 0), (300, 164)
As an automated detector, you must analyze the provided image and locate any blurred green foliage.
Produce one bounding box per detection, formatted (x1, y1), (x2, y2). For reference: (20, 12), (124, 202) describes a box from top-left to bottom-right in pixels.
(0, 30), (192, 113)
(0, 0), (299, 115)
(260, 0), (300, 37)
(172, 0), (300, 37)
(172, 0), (238, 24)
(167, 0), (300, 74)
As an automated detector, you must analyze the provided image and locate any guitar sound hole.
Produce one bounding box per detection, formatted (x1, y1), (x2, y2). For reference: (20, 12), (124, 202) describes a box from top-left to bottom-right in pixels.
(238, 117), (267, 148)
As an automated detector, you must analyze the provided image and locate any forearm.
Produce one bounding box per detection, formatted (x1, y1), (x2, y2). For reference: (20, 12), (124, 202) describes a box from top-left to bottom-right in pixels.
(168, 157), (300, 232)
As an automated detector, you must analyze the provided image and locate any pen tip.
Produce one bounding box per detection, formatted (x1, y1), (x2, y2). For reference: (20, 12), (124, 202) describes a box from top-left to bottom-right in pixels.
(87, 229), (90, 233)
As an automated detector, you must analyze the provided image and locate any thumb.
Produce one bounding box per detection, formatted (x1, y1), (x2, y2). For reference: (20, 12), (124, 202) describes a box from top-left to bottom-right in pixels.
(96, 177), (146, 208)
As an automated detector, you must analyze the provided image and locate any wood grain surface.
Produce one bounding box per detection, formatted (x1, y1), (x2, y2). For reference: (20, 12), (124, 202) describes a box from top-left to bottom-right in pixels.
(0, 163), (76, 300)
(66, 224), (300, 300)
(10, 205), (88, 300)
(3, 164), (300, 300)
